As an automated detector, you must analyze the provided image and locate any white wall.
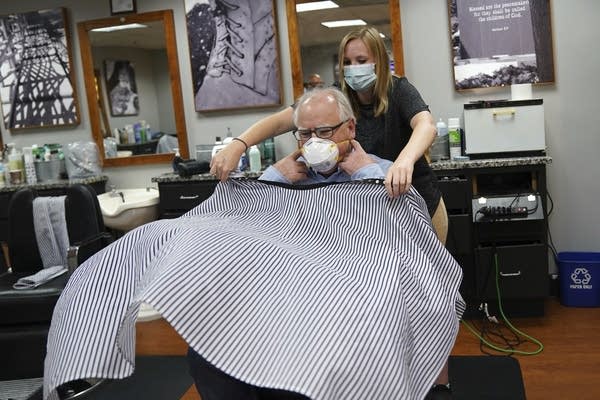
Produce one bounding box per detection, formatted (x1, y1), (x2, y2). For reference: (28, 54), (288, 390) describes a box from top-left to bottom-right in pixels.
(2, 1), (598, 265)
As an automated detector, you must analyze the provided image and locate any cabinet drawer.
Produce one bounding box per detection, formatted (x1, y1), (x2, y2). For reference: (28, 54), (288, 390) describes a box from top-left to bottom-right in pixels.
(0, 219), (8, 242)
(0, 194), (11, 219)
(476, 243), (548, 300)
(437, 176), (470, 213)
(159, 182), (217, 212)
(446, 214), (473, 255)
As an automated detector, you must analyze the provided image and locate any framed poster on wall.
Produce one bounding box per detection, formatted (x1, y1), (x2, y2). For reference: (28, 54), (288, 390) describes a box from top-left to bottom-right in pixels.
(184, 0), (282, 112)
(449, 0), (555, 90)
(104, 60), (139, 117)
(0, 8), (79, 129)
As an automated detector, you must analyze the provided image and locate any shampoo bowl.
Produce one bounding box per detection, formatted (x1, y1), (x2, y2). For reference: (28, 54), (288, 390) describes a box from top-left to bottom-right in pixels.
(97, 188), (160, 232)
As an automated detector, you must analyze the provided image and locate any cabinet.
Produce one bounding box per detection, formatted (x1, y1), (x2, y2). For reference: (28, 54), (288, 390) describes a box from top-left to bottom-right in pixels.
(156, 180), (218, 219)
(433, 160), (550, 317)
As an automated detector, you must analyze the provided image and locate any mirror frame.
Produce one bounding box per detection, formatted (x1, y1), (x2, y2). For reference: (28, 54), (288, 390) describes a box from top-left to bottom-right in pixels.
(78, 10), (189, 167)
(285, 0), (405, 101)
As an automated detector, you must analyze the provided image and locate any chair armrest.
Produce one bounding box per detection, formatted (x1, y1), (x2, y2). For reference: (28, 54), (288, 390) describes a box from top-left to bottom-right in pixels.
(67, 232), (113, 272)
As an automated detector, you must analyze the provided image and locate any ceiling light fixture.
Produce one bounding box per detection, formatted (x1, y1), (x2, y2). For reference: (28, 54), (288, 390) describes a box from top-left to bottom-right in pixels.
(91, 23), (147, 32)
(296, 1), (339, 13)
(321, 19), (367, 28)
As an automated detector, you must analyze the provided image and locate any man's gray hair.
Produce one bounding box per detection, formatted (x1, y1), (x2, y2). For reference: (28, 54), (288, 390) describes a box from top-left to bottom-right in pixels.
(293, 87), (355, 126)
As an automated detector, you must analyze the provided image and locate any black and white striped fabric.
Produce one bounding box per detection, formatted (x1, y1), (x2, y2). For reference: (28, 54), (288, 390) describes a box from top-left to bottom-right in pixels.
(44, 179), (465, 400)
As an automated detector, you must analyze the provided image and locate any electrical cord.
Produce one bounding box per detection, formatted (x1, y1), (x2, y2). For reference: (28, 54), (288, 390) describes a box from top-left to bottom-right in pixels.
(462, 252), (544, 356)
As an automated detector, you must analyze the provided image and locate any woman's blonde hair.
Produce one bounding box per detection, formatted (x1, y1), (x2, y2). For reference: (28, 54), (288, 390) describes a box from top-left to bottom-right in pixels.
(338, 26), (392, 118)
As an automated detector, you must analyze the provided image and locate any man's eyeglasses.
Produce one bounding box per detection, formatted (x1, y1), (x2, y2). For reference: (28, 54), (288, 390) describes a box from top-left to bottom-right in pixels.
(292, 119), (350, 141)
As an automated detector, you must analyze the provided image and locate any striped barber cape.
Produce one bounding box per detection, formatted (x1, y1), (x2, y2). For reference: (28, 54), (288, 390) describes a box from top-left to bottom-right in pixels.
(44, 179), (465, 400)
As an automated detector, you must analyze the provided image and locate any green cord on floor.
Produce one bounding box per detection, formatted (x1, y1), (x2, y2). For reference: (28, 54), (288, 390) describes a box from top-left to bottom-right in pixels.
(462, 252), (544, 356)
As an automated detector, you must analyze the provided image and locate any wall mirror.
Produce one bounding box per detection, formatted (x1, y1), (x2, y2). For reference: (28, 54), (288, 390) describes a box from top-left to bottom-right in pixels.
(78, 10), (189, 167)
(285, 0), (404, 100)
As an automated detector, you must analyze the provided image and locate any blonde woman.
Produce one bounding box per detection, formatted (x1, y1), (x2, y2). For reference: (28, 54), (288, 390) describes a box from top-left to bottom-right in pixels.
(211, 26), (446, 240)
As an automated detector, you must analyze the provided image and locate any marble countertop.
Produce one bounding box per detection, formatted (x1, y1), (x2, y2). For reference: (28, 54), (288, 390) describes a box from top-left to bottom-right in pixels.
(152, 171), (261, 183)
(429, 155), (552, 171)
(152, 156), (553, 183)
(0, 175), (109, 193)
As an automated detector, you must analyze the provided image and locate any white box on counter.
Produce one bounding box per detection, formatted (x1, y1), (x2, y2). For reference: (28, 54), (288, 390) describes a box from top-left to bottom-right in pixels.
(463, 99), (545, 156)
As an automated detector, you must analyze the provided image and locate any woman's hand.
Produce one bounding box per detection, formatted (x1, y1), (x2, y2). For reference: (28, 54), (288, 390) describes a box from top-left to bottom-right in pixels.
(209, 140), (246, 181)
(384, 156), (414, 198)
(384, 110), (435, 198)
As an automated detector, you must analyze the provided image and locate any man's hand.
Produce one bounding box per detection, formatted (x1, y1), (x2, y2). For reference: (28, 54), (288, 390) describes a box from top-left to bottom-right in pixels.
(210, 140), (246, 181)
(338, 140), (376, 176)
(272, 149), (308, 183)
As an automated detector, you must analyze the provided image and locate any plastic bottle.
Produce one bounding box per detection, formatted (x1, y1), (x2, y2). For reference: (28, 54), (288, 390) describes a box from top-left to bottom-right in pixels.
(22, 147), (37, 184)
(172, 148), (183, 172)
(248, 145), (261, 172)
(222, 127), (233, 144)
(263, 137), (275, 166)
(211, 136), (226, 159)
(436, 118), (448, 137)
(430, 119), (450, 162)
(448, 117), (462, 160)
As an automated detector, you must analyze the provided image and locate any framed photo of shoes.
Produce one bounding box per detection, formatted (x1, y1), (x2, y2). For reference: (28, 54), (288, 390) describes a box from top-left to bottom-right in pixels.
(184, 0), (282, 112)
(110, 0), (137, 15)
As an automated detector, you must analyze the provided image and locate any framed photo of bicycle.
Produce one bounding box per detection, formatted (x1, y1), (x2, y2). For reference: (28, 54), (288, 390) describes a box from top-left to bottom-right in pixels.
(0, 8), (79, 130)
(184, 0), (282, 112)
(448, 0), (555, 91)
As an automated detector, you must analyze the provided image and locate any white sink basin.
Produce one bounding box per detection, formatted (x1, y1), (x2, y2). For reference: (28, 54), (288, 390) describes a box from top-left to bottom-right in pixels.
(97, 188), (160, 231)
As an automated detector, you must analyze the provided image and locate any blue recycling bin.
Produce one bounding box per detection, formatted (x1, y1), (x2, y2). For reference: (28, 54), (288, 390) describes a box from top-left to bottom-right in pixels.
(557, 252), (600, 307)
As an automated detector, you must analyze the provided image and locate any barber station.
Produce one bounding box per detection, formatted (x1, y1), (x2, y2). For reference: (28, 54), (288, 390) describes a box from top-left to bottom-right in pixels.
(0, 1), (598, 400)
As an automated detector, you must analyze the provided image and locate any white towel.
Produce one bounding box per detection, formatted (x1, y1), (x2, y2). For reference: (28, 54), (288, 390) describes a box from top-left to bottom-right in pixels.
(13, 265), (67, 290)
(33, 196), (69, 268)
(12, 196), (69, 290)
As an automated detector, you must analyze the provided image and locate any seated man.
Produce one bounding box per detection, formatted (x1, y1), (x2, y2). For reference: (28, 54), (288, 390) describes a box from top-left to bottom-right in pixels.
(44, 91), (463, 400)
(187, 88), (460, 400)
(259, 87), (391, 185)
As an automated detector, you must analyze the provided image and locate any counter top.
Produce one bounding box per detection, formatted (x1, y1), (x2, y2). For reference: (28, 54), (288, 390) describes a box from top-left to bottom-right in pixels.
(429, 156), (552, 171)
(152, 156), (553, 183)
(0, 175), (109, 193)
(152, 171), (261, 183)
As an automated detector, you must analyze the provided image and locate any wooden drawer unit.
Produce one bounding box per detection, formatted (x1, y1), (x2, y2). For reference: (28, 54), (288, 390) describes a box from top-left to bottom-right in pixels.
(158, 181), (218, 218)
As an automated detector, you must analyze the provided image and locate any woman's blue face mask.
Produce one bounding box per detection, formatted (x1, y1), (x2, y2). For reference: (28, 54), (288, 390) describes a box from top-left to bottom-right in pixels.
(343, 64), (376, 92)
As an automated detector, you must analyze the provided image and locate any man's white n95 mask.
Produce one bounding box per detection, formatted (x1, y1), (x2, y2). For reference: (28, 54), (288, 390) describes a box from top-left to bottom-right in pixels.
(301, 137), (339, 173)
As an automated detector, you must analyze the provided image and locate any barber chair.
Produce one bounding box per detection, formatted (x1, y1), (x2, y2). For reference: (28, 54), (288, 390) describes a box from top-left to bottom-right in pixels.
(0, 184), (112, 399)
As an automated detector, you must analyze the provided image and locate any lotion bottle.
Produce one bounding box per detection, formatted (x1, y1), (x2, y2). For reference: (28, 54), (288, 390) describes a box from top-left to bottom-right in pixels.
(448, 117), (462, 160)
(249, 145), (261, 172)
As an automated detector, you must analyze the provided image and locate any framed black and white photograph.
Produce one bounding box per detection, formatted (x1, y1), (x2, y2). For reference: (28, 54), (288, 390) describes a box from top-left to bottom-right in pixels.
(0, 8), (79, 130)
(104, 59), (139, 116)
(449, 0), (555, 91)
(184, 0), (282, 112)
(110, 0), (137, 15)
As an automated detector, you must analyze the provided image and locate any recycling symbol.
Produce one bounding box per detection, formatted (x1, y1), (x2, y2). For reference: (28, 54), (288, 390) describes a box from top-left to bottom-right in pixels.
(571, 268), (592, 285)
